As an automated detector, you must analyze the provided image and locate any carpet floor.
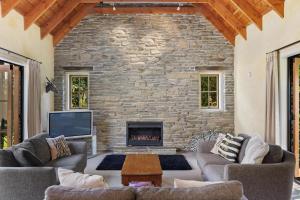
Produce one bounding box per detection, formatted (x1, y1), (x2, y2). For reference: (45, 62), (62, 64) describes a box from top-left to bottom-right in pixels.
(96, 154), (192, 170)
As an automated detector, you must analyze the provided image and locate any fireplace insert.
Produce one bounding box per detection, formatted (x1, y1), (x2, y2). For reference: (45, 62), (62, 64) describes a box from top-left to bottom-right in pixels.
(126, 121), (163, 146)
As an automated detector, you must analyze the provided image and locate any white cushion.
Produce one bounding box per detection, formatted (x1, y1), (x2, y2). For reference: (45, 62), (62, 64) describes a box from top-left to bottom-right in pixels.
(210, 134), (225, 155)
(58, 168), (108, 188)
(174, 179), (223, 188)
(241, 136), (269, 164)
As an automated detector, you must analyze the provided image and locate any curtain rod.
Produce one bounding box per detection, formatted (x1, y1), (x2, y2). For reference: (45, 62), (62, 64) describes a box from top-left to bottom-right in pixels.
(267, 39), (300, 54)
(0, 47), (42, 64)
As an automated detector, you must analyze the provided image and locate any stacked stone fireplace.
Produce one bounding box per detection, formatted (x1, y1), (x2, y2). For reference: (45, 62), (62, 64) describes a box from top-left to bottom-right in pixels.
(54, 14), (234, 151)
(126, 122), (163, 146)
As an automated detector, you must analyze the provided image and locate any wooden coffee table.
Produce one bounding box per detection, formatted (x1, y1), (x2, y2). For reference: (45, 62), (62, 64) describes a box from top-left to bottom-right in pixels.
(121, 154), (162, 186)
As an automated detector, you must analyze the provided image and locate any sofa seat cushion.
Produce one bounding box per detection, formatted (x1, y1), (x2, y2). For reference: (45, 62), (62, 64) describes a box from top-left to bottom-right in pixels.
(26, 133), (51, 164)
(196, 153), (232, 169)
(0, 149), (19, 167)
(136, 181), (244, 200)
(263, 144), (283, 163)
(203, 165), (225, 181)
(45, 186), (135, 200)
(46, 154), (86, 172)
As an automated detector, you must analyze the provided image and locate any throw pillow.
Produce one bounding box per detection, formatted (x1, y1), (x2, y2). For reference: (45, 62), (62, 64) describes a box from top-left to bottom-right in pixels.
(210, 133), (226, 154)
(174, 179), (223, 188)
(46, 136), (71, 160)
(241, 136), (269, 164)
(12, 147), (43, 167)
(217, 134), (244, 162)
(58, 168), (108, 188)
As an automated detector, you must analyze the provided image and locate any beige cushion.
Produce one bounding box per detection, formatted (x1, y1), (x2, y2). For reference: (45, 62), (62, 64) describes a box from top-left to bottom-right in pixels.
(174, 179), (223, 188)
(58, 168), (108, 189)
(241, 136), (269, 164)
(46, 136), (71, 160)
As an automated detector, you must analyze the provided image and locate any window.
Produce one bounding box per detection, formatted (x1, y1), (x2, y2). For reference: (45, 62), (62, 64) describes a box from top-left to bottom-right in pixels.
(199, 73), (223, 110)
(68, 74), (89, 109)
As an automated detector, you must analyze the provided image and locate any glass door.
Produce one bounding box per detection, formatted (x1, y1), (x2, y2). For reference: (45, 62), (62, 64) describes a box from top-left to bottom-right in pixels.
(0, 64), (22, 149)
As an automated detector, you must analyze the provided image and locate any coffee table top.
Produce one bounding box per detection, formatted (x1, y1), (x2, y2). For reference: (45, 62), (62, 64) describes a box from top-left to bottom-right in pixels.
(121, 154), (162, 176)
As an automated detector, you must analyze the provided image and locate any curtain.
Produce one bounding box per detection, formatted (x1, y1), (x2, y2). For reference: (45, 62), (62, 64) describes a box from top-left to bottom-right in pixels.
(265, 51), (280, 144)
(27, 60), (42, 138)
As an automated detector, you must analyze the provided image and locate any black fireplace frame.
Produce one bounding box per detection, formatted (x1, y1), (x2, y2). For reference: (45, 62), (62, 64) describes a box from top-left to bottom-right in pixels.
(126, 121), (163, 146)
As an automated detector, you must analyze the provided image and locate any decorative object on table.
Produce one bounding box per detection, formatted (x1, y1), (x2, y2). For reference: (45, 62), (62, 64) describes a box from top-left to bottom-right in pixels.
(46, 135), (71, 160)
(96, 154), (192, 171)
(184, 130), (221, 152)
(241, 136), (269, 164)
(129, 181), (153, 187)
(58, 168), (108, 189)
(217, 134), (244, 162)
(45, 77), (58, 93)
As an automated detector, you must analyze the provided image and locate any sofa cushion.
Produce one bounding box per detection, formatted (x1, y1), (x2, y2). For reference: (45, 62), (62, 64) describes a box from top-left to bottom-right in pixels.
(203, 165), (225, 181)
(263, 144), (283, 163)
(196, 153), (232, 169)
(13, 147), (43, 167)
(136, 181), (243, 200)
(237, 134), (251, 163)
(46, 154), (86, 172)
(26, 133), (51, 164)
(0, 149), (19, 167)
(45, 186), (135, 200)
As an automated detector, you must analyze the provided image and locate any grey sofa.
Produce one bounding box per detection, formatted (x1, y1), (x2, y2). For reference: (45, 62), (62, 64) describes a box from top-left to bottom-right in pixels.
(45, 181), (246, 200)
(0, 133), (87, 200)
(196, 134), (295, 200)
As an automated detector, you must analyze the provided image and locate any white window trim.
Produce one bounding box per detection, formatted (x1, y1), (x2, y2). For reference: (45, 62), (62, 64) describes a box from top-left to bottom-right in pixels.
(65, 71), (90, 110)
(199, 71), (225, 112)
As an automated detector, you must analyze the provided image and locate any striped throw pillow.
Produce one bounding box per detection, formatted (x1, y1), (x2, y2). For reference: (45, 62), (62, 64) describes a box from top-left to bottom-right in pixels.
(217, 134), (244, 162)
(46, 136), (71, 160)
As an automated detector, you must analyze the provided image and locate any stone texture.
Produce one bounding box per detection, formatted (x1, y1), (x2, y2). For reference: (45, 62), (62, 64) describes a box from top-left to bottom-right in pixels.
(54, 14), (234, 151)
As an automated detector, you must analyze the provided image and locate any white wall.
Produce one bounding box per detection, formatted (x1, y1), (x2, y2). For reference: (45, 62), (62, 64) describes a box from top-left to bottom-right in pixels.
(0, 10), (54, 135)
(235, 0), (300, 140)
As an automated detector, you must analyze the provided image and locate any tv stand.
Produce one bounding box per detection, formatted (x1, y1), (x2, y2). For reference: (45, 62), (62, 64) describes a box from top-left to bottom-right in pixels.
(65, 128), (97, 156)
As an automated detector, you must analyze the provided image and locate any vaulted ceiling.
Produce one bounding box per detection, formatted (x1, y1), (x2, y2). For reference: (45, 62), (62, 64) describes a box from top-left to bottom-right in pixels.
(0, 0), (285, 45)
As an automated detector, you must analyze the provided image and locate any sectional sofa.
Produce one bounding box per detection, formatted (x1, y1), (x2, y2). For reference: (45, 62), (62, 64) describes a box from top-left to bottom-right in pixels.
(196, 134), (295, 200)
(0, 133), (87, 200)
(45, 181), (246, 200)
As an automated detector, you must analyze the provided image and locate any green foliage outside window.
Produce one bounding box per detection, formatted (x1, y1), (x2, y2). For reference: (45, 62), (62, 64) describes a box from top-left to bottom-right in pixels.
(70, 75), (88, 109)
(200, 74), (219, 109)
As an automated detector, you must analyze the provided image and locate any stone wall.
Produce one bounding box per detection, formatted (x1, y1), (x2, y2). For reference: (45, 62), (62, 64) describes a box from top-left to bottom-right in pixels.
(54, 14), (234, 151)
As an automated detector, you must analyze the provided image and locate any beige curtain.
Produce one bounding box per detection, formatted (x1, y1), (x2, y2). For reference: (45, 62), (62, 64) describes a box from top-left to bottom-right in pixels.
(27, 60), (42, 137)
(265, 51), (280, 144)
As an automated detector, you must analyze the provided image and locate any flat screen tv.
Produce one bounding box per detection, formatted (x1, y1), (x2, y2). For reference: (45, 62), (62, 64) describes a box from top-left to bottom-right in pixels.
(48, 111), (93, 138)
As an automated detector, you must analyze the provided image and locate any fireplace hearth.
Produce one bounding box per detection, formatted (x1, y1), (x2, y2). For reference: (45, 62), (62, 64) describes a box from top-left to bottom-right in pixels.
(126, 121), (163, 146)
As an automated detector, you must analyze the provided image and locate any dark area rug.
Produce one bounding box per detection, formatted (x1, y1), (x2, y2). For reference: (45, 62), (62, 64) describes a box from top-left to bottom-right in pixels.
(96, 154), (192, 170)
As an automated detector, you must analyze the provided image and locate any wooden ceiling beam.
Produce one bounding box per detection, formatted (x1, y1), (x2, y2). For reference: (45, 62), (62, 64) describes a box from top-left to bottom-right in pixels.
(102, 0), (208, 2)
(193, 4), (236, 45)
(205, 0), (246, 40)
(24, 0), (57, 30)
(92, 6), (199, 14)
(0, 0), (22, 17)
(230, 0), (263, 30)
(40, 0), (81, 39)
(263, 0), (284, 18)
(53, 4), (95, 45)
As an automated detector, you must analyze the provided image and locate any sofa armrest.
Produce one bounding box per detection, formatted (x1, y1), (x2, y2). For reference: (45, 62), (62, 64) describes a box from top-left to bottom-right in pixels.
(197, 140), (216, 153)
(0, 167), (57, 200)
(67, 141), (87, 155)
(224, 161), (294, 200)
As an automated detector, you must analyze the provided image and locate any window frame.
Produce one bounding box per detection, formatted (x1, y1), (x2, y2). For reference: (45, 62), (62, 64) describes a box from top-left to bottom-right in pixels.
(199, 71), (225, 111)
(66, 72), (90, 110)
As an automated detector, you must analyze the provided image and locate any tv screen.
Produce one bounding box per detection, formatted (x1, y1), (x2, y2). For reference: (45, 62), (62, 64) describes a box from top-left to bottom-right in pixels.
(48, 111), (92, 138)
